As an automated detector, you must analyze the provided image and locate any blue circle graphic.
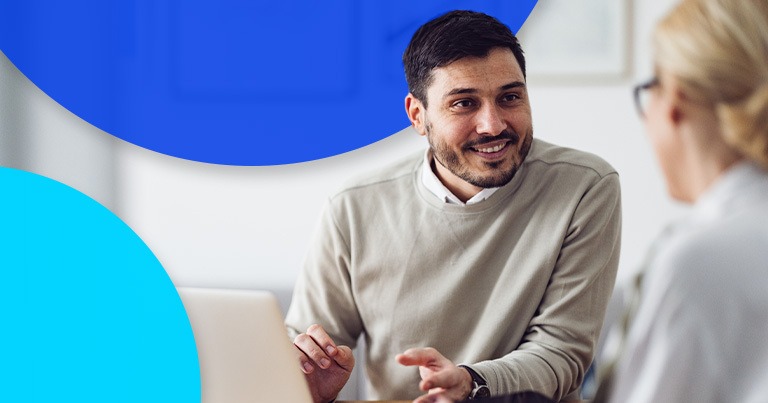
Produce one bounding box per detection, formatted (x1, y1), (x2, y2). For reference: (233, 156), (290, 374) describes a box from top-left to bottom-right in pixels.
(0, 0), (537, 165)
(0, 168), (199, 402)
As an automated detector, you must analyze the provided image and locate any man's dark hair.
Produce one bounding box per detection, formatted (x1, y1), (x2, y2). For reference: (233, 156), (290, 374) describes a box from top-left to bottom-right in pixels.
(403, 10), (526, 106)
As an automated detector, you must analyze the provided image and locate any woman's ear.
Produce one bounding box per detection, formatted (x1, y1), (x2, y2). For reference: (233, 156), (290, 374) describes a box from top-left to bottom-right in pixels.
(664, 77), (688, 127)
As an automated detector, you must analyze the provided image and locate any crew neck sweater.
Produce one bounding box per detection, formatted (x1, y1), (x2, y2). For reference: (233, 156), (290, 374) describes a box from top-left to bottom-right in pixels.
(286, 138), (621, 401)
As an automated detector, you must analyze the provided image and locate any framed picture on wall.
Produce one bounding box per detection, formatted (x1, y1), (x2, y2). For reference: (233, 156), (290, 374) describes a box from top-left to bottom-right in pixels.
(517, 0), (631, 82)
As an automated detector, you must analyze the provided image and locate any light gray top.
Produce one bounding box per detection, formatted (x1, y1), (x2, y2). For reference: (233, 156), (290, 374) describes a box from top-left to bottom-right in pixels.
(286, 138), (622, 400)
(610, 162), (768, 403)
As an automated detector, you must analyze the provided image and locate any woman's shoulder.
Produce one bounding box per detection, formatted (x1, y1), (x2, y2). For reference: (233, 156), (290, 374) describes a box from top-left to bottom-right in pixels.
(649, 211), (768, 297)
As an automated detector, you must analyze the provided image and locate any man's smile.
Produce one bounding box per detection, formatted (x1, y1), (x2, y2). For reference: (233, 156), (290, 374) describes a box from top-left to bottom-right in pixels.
(468, 140), (511, 161)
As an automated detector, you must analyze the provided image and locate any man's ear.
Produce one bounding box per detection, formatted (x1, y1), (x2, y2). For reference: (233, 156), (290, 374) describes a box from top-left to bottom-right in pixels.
(405, 93), (427, 136)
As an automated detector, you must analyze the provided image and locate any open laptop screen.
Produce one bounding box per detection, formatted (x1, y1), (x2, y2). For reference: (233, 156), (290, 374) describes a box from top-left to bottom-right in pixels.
(177, 287), (312, 403)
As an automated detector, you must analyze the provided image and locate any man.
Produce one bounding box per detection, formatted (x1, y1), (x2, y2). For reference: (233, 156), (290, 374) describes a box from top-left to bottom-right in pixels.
(286, 10), (621, 403)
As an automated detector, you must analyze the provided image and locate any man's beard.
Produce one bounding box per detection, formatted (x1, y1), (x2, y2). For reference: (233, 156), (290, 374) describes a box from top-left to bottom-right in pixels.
(426, 123), (533, 189)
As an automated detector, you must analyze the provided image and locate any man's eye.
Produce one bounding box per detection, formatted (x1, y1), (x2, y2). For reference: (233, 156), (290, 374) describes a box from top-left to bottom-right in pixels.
(452, 99), (475, 108)
(501, 93), (521, 103)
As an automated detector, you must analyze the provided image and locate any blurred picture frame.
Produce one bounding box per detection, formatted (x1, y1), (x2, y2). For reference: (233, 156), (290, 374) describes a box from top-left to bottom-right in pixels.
(517, 0), (631, 83)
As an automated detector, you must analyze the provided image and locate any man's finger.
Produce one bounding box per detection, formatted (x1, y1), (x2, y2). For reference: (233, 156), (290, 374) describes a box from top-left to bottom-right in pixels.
(293, 332), (332, 370)
(331, 345), (356, 371)
(396, 347), (445, 367)
(305, 323), (339, 357)
(420, 368), (462, 391)
(293, 344), (316, 374)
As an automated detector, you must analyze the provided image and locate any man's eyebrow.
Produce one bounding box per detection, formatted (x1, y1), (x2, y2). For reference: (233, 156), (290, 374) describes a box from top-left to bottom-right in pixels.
(500, 81), (526, 91)
(444, 87), (477, 97)
(443, 81), (527, 98)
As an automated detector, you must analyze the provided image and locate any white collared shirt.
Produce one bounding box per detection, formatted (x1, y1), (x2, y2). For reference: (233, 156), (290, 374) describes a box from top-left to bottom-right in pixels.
(420, 149), (499, 205)
(610, 161), (768, 403)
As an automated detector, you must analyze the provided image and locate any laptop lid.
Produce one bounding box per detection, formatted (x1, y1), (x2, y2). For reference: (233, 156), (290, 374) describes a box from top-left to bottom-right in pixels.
(177, 287), (312, 403)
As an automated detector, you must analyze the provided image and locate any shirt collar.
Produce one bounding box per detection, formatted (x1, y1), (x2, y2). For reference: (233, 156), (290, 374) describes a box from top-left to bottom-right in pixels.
(421, 148), (500, 205)
(693, 161), (768, 221)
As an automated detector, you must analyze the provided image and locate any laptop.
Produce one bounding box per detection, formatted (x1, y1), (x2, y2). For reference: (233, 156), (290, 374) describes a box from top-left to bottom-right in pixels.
(176, 287), (313, 403)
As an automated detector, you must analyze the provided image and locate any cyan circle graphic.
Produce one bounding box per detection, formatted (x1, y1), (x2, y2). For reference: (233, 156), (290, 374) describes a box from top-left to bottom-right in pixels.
(0, 0), (537, 165)
(0, 167), (199, 402)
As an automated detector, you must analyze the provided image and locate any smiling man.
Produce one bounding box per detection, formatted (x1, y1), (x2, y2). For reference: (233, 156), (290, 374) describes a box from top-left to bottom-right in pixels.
(286, 10), (621, 403)
(407, 46), (533, 202)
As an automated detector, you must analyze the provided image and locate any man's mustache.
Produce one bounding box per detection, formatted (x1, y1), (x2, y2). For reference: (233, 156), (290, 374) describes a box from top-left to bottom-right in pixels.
(464, 130), (520, 149)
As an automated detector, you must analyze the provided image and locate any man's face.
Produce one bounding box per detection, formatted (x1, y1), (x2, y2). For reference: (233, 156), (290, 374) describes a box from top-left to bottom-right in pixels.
(406, 48), (533, 197)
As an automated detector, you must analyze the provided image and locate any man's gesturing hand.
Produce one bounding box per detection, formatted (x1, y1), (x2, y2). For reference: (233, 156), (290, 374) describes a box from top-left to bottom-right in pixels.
(396, 347), (473, 403)
(294, 324), (355, 403)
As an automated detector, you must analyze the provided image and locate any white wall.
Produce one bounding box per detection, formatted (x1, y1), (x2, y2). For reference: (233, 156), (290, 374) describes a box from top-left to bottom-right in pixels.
(115, 130), (426, 290)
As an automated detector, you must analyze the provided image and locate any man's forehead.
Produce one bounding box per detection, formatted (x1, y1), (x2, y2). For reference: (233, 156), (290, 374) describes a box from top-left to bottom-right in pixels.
(427, 49), (525, 94)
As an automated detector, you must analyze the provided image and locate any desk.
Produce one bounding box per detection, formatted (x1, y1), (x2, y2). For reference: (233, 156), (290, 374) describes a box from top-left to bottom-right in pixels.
(338, 400), (585, 403)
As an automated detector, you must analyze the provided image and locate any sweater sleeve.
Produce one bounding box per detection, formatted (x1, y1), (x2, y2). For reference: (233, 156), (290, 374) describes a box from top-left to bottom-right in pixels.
(472, 172), (622, 401)
(284, 198), (364, 348)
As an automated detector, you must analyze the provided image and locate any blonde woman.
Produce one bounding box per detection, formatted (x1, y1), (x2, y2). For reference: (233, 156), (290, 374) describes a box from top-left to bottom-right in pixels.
(608, 0), (768, 401)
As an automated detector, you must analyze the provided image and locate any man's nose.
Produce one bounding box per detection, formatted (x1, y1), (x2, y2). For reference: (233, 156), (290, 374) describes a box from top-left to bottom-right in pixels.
(475, 104), (507, 136)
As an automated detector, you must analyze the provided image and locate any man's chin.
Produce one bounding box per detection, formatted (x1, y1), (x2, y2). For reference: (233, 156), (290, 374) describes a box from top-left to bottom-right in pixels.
(462, 167), (519, 189)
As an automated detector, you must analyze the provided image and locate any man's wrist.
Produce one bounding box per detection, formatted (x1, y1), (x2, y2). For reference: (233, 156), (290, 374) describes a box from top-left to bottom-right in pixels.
(459, 365), (490, 399)
(459, 366), (473, 398)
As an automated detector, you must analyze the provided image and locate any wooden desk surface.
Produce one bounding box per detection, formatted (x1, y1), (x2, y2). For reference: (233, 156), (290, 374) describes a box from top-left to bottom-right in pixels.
(338, 400), (585, 403)
(338, 401), (410, 403)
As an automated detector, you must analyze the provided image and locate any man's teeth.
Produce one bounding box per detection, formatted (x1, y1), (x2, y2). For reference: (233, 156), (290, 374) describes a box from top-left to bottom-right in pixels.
(476, 143), (506, 153)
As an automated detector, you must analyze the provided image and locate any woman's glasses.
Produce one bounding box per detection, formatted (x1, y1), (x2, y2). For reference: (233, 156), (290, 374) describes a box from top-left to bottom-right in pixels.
(633, 77), (660, 118)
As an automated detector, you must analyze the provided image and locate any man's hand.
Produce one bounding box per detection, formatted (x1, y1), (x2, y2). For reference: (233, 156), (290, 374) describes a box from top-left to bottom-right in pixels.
(294, 324), (355, 403)
(396, 347), (473, 403)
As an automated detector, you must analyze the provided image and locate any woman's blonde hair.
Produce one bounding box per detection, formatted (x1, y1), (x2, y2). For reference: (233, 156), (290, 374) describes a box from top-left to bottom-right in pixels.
(654, 0), (768, 168)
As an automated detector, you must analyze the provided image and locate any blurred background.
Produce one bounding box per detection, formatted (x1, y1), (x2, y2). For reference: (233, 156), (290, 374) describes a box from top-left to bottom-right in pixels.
(0, 0), (685, 398)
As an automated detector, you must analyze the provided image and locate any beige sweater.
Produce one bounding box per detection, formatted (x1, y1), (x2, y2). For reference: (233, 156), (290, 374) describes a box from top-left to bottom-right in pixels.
(286, 139), (621, 401)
